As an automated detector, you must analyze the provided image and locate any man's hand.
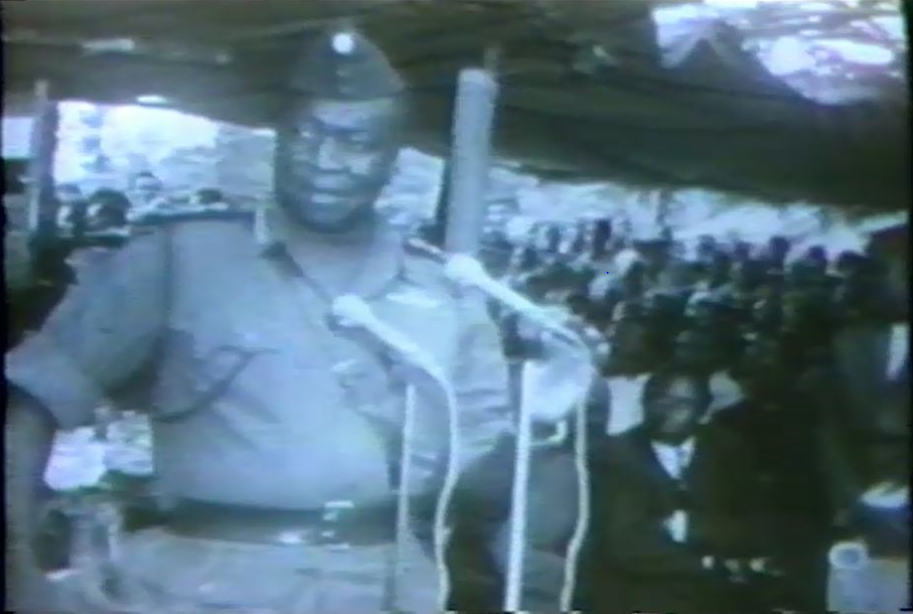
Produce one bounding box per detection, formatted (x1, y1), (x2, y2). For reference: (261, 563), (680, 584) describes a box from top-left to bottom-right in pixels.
(860, 481), (908, 509)
(521, 323), (594, 424)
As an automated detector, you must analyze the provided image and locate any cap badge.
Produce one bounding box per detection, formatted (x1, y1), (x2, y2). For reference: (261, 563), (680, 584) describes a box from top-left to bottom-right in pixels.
(332, 32), (356, 55)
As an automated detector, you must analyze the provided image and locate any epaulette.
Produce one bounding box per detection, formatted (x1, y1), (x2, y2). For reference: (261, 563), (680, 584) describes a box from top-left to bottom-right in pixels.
(131, 209), (254, 229)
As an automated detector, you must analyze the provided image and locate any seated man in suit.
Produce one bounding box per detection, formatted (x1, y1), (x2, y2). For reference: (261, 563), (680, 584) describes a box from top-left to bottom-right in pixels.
(582, 368), (774, 613)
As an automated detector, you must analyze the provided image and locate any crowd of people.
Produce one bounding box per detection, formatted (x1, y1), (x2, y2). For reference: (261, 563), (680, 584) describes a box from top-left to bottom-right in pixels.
(7, 172), (236, 350)
(54, 171), (234, 240)
(454, 216), (908, 611)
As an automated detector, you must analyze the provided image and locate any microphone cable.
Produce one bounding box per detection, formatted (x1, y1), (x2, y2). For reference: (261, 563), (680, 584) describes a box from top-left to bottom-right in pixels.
(417, 359), (460, 612)
(560, 393), (591, 611)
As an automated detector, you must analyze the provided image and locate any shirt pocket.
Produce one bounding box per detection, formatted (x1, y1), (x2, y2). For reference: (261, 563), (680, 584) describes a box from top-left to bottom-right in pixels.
(151, 326), (276, 422)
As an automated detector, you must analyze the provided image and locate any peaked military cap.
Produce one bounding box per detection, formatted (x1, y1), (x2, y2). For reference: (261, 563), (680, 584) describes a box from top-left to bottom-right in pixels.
(289, 28), (405, 100)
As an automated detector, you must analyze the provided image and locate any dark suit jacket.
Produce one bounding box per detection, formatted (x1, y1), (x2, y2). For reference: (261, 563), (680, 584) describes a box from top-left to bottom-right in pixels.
(815, 324), (909, 516)
(832, 323), (897, 423)
(828, 325), (909, 554)
(709, 395), (830, 612)
(713, 395), (827, 520)
(579, 424), (773, 612)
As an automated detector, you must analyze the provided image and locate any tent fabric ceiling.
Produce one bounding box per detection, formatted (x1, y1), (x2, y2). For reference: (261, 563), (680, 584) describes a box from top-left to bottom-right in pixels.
(3, 0), (909, 212)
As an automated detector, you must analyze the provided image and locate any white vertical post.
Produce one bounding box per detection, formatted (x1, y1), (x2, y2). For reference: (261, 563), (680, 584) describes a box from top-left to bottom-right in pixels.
(26, 79), (58, 236)
(444, 68), (499, 256)
(504, 361), (534, 612)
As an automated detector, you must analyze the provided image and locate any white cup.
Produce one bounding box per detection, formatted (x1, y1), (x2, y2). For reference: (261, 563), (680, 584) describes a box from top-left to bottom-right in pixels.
(829, 540), (870, 571)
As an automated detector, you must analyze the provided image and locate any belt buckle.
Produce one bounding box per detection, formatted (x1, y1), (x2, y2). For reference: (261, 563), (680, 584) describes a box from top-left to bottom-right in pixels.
(319, 500), (354, 549)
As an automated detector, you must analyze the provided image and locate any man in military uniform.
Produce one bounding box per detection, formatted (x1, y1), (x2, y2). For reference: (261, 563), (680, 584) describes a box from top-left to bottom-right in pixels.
(6, 29), (542, 613)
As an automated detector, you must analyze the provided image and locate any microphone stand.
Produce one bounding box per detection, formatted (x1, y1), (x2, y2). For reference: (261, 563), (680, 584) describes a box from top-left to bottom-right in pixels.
(435, 255), (595, 612)
(504, 329), (591, 613)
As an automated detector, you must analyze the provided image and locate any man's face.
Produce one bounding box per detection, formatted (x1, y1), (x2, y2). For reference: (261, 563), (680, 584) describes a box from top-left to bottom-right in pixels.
(646, 378), (705, 443)
(752, 289), (783, 329)
(275, 97), (402, 232)
(686, 296), (717, 326)
(635, 240), (668, 271)
(540, 252), (560, 268)
(558, 225), (578, 254)
(737, 336), (787, 400)
(673, 329), (722, 373)
(731, 260), (762, 291)
(534, 226), (554, 251)
(697, 235), (717, 260)
(134, 177), (163, 204)
(783, 286), (829, 331)
(766, 236), (789, 262)
(487, 204), (511, 230)
(606, 317), (653, 373)
(580, 221), (596, 245)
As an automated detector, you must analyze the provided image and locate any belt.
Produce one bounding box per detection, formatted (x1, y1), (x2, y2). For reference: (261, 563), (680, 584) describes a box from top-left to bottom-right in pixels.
(167, 498), (406, 547)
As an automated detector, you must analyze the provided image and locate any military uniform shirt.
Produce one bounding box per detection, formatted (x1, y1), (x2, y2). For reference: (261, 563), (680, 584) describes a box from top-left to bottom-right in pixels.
(6, 216), (512, 509)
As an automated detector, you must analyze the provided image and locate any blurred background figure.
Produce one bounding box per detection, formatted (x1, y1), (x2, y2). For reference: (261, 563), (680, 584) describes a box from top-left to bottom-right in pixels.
(131, 171), (164, 205)
(191, 187), (231, 211)
(590, 218), (613, 262)
(127, 171), (170, 219)
(85, 188), (131, 232)
(55, 183), (89, 239)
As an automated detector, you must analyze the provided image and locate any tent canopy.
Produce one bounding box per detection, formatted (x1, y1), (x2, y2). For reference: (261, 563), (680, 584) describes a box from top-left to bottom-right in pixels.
(4, 0), (909, 211)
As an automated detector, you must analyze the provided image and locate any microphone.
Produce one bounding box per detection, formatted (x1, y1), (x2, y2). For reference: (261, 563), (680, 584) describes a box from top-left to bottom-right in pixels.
(331, 295), (443, 379)
(444, 254), (578, 343)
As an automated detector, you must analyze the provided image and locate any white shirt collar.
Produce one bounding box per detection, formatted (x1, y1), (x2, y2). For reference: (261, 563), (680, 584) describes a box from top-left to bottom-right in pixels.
(653, 437), (695, 457)
(708, 370), (745, 416)
(652, 437), (696, 479)
(605, 374), (650, 435)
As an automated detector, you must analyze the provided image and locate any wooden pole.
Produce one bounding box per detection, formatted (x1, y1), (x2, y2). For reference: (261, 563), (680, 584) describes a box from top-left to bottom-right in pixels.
(26, 79), (59, 239)
(6, 80), (58, 291)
